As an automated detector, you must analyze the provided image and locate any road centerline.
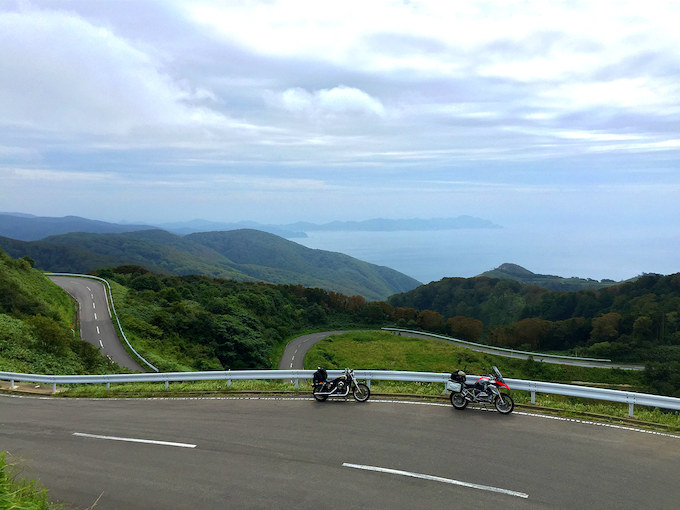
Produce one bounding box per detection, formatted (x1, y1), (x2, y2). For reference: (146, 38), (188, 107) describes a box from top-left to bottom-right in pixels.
(73, 432), (197, 449)
(342, 463), (528, 499)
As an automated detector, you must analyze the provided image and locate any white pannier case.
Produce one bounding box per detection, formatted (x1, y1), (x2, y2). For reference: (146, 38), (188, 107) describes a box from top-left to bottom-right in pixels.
(446, 380), (462, 392)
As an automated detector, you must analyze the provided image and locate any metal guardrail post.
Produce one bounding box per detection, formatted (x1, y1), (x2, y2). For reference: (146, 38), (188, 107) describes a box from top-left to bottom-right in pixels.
(106, 382), (110, 390)
(52, 383), (57, 394)
(10, 379), (14, 390)
(165, 380), (169, 390)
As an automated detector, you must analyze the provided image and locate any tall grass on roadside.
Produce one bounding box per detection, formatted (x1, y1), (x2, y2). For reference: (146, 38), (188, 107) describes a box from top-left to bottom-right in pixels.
(0, 452), (60, 510)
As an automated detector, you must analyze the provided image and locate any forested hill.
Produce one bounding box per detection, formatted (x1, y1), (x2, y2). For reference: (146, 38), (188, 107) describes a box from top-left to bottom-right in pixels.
(0, 229), (420, 301)
(388, 273), (680, 364)
(479, 263), (620, 291)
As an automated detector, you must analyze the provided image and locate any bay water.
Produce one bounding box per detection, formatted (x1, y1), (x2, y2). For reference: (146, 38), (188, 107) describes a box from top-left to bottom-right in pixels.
(295, 226), (678, 285)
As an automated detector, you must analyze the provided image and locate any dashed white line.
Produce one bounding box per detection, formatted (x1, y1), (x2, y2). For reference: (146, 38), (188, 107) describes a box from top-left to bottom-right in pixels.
(94, 313), (97, 320)
(99, 340), (103, 348)
(92, 302), (96, 309)
(342, 463), (529, 499)
(73, 432), (196, 449)
(96, 326), (100, 334)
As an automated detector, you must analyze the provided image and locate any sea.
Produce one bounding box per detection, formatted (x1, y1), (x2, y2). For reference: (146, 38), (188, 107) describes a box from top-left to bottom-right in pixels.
(294, 226), (678, 285)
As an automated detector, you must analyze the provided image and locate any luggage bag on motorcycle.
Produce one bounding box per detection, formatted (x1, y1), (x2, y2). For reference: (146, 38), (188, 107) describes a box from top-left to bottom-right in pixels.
(446, 370), (466, 392)
(313, 367), (327, 384)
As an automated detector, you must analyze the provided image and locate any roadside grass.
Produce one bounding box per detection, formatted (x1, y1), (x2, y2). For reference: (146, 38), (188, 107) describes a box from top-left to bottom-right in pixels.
(304, 331), (642, 387)
(0, 452), (60, 510)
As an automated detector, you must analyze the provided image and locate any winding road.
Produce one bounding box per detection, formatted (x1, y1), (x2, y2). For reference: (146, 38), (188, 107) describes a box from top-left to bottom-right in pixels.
(49, 276), (146, 372)
(2, 394), (678, 509)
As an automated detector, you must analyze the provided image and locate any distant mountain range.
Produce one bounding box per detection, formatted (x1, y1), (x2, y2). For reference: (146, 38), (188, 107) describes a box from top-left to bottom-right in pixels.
(0, 228), (421, 301)
(0, 212), (501, 241)
(478, 263), (620, 291)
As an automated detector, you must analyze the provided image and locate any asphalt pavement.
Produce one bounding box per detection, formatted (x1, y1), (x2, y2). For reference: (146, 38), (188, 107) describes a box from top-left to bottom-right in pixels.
(2, 394), (678, 509)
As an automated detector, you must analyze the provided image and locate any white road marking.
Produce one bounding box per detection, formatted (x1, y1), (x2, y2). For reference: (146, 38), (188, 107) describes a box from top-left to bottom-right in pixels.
(290, 363), (293, 368)
(342, 463), (529, 499)
(99, 340), (103, 348)
(94, 313), (97, 320)
(96, 326), (100, 334)
(92, 302), (96, 309)
(291, 356), (295, 361)
(73, 432), (196, 448)
(86, 286), (91, 291)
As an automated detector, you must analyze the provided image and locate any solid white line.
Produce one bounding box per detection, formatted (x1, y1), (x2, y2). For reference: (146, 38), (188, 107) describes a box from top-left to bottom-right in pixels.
(73, 432), (196, 448)
(342, 463), (528, 499)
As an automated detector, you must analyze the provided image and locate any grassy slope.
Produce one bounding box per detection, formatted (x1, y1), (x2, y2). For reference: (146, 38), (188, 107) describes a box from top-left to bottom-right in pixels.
(0, 249), (117, 374)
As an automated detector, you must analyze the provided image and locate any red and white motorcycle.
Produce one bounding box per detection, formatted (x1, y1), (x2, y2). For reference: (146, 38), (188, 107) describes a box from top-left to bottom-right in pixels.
(446, 366), (514, 414)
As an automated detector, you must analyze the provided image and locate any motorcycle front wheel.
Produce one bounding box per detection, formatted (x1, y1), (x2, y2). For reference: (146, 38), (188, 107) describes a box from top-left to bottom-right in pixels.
(450, 392), (468, 410)
(494, 393), (514, 414)
(353, 383), (370, 402)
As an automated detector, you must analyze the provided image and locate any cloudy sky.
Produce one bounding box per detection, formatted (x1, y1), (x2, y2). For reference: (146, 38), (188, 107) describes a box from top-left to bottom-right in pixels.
(1, 0), (678, 276)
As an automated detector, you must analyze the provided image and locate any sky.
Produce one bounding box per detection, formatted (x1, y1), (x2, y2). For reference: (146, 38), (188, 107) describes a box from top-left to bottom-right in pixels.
(0, 1), (678, 277)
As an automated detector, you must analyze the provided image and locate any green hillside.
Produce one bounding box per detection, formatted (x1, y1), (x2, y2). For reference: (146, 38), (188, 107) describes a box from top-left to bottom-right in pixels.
(480, 263), (620, 291)
(0, 249), (113, 374)
(0, 229), (420, 301)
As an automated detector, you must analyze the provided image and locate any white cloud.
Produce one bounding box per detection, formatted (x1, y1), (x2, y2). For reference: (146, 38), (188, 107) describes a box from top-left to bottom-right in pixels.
(274, 86), (385, 117)
(0, 7), (246, 141)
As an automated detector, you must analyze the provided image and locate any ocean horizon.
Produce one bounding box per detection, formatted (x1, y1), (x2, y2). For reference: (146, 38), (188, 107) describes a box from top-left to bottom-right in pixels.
(295, 226), (678, 285)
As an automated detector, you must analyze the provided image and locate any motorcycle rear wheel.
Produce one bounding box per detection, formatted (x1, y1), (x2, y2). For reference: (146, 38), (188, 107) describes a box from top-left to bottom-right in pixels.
(353, 383), (370, 402)
(494, 393), (514, 414)
(312, 388), (328, 401)
(450, 392), (468, 410)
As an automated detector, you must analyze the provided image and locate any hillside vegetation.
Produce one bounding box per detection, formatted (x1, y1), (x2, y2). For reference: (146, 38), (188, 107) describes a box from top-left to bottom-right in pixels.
(479, 263), (620, 291)
(0, 228), (420, 301)
(0, 249), (112, 374)
(94, 265), (392, 372)
(387, 273), (680, 396)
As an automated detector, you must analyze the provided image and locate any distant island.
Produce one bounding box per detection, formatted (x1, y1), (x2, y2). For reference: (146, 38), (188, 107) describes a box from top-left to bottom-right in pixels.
(157, 216), (501, 238)
(0, 212), (501, 241)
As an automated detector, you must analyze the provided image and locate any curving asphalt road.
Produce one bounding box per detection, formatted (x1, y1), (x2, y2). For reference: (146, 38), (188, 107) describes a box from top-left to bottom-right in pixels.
(2, 394), (678, 509)
(49, 276), (146, 372)
(278, 331), (349, 370)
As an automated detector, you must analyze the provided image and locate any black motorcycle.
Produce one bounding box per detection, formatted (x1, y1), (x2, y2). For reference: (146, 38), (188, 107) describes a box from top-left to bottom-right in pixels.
(311, 367), (370, 402)
(446, 366), (514, 414)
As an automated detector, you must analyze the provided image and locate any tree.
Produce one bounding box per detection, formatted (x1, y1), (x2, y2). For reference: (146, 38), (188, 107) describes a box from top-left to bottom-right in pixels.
(417, 310), (445, 331)
(447, 316), (483, 342)
(590, 312), (621, 344)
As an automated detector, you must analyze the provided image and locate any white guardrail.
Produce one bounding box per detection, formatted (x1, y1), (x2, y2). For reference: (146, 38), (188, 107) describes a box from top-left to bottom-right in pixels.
(2, 369), (679, 418)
